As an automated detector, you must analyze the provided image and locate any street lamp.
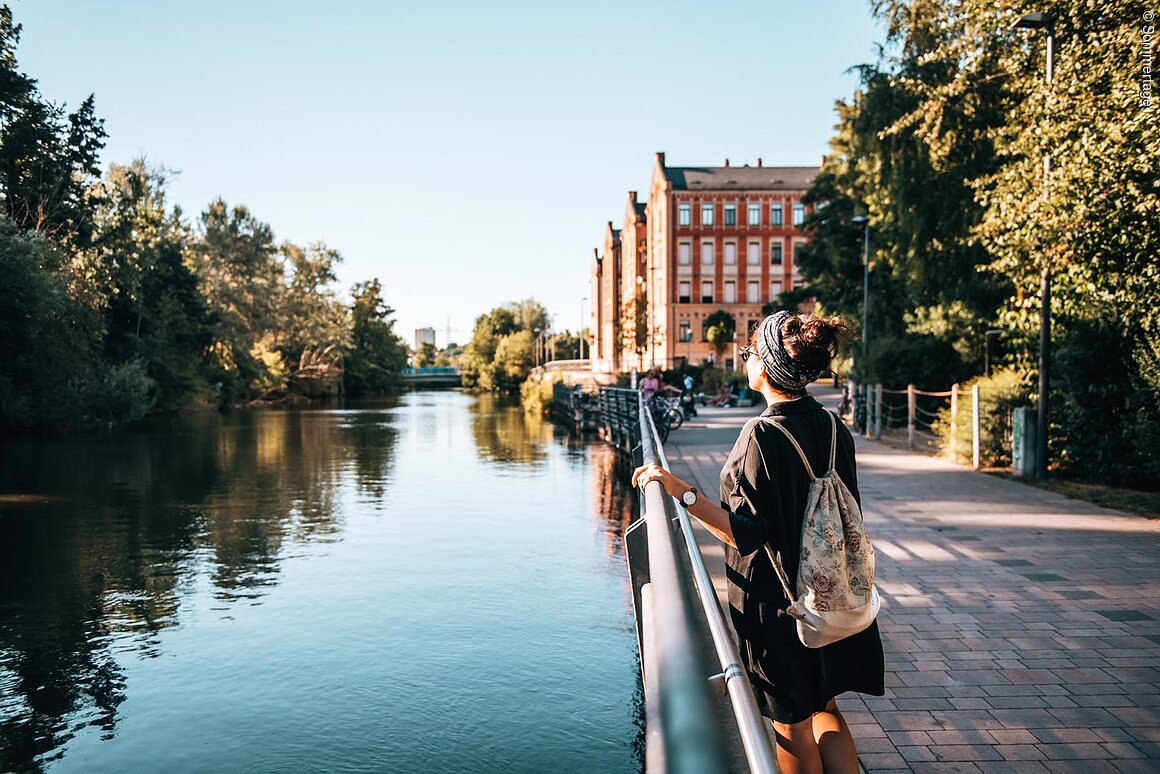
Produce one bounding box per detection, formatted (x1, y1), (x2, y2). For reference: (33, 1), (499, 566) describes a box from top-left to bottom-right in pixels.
(851, 216), (871, 367)
(984, 329), (1003, 377)
(1013, 10), (1054, 480)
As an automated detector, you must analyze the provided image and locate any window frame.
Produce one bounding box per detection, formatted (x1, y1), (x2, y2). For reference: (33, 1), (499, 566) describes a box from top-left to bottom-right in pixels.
(678, 281), (691, 303)
(770, 204), (783, 226)
(700, 202), (715, 226)
(678, 202), (691, 227)
(770, 241), (783, 265)
(700, 280), (714, 304)
(747, 202), (761, 226)
(723, 203), (737, 226)
(792, 202), (805, 226)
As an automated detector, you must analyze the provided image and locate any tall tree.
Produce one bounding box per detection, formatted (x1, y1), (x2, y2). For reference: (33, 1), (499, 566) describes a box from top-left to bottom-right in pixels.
(188, 198), (282, 399)
(344, 279), (406, 396)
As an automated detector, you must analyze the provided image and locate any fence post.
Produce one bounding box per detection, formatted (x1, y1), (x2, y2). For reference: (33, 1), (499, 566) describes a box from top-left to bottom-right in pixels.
(874, 384), (883, 441)
(907, 384), (916, 450)
(972, 385), (981, 470)
(949, 383), (959, 462)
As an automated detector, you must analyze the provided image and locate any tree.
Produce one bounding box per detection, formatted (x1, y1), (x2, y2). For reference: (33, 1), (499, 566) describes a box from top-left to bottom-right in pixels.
(344, 279), (406, 396)
(0, 7), (106, 249)
(460, 300), (550, 393)
(704, 310), (735, 364)
(413, 342), (437, 368)
(278, 241), (351, 369)
(84, 161), (214, 410)
(187, 198), (282, 400)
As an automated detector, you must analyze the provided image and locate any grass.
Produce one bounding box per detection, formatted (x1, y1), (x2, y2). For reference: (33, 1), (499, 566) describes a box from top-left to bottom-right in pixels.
(986, 471), (1160, 519)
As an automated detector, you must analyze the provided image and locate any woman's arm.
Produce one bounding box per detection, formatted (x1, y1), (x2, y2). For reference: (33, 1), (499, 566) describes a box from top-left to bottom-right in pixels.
(630, 464), (737, 548)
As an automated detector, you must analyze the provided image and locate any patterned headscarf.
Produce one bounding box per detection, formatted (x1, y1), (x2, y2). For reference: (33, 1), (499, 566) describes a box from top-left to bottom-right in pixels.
(755, 311), (820, 391)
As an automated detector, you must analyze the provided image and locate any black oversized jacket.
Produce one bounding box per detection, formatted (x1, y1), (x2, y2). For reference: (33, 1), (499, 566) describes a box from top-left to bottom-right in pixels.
(720, 395), (884, 723)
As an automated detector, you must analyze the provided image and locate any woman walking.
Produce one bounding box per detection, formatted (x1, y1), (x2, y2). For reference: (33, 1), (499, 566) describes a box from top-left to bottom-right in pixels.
(632, 311), (884, 774)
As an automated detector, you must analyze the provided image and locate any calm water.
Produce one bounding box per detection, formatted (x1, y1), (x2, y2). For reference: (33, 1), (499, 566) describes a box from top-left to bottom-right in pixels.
(0, 392), (643, 773)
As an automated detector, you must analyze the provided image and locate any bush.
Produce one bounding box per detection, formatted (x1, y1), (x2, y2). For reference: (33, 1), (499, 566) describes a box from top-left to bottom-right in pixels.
(861, 333), (973, 390)
(932, 369), (1031, 466)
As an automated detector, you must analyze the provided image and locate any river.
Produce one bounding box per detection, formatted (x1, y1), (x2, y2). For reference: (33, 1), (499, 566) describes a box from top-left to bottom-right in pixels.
(0, 391), (643, 773)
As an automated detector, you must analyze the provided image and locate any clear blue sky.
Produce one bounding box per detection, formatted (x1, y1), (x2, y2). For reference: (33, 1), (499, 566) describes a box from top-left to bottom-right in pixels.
(14, 0), (885, 348)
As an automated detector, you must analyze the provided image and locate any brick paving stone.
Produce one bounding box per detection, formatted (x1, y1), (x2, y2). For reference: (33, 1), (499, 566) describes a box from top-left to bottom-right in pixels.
(1037, 742), (1115, 759)
(662, 394), (1160, 773)
(988, 729), (1039, 744)
(931, 744), (1002, 762)
(859, 752), (908, 770)
(897, 745), (937, 762)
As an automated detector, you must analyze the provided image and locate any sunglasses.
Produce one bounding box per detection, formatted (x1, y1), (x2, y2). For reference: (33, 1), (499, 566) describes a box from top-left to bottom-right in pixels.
(739, 345), (754, 363)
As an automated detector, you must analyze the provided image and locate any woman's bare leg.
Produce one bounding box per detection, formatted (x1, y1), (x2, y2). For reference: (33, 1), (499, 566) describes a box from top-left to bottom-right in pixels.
(771, 717), (824, 774)
(811, 698), (859, 774)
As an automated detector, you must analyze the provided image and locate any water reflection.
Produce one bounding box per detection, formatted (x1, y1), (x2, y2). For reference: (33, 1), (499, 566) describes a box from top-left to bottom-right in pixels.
(468, 395), (548, 468)
(0, 405), (398, 772)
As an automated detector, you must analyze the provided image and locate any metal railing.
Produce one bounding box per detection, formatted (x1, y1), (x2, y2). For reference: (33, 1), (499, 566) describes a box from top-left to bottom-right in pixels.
(623, 389), (779, 774)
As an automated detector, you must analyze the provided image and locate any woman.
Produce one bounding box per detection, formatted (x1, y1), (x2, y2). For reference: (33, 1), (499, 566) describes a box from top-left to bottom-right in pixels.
(632, 311), (884, 774)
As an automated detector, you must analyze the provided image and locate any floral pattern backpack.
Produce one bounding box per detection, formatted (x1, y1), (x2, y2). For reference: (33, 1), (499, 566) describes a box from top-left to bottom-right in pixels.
(761, 410), (880, 648)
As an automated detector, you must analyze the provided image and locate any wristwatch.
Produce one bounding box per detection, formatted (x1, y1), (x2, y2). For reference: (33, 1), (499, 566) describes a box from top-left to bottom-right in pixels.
(680, 487), (698, 508)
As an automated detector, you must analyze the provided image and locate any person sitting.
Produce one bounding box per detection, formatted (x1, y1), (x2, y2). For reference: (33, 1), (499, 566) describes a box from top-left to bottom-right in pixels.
(715, 383), (734, 407)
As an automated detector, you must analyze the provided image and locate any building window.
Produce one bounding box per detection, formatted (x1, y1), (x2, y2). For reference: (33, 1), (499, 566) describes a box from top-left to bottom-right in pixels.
(770, 204), (783, 226)
(678, 242), (691, 265)
(770, 280), (784, 299)
(792, 278), (807, 289)
(678, 203), (691, 226)
(701, 241), (714, 267)
(724, 242), (737, 266)
(747, 203), (761, 225)
(792, 202), (805, 225)
(701, 319), (711, 342)
(701, 281), (713, 303)
(793, 242), (804, 266)
(747, 241), (761, 266)
(724, 281), (736, 303)
(679, 320), (692, 342)
(770, 242), (783, 265)
(701, 202), (714, 226)
(747, 280), (760, 303)
(724, 203), (737, 226)
(678, 281), (691, 303)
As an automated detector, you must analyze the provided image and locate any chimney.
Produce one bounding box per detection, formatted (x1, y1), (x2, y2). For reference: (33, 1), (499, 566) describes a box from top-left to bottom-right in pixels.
(757, 158), (763, 168)
(628, 190), (637, 202)
(655, 151), (666, 167)
(820, 154), (827, 167)
(724, 158), (730, 167)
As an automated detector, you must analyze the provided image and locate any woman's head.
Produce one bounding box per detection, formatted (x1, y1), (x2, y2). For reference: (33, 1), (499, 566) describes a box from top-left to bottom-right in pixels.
(744, 311), (855, 395)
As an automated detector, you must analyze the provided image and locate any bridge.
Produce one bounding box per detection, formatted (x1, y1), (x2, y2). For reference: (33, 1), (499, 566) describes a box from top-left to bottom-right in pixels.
(401, 366), (462, 388)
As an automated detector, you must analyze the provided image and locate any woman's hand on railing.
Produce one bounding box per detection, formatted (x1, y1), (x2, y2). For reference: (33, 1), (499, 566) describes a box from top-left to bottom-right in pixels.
(631, 463), (691, 499)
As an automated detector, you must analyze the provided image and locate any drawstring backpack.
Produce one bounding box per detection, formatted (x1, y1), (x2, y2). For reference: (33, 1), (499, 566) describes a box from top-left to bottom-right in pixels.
(761, 411), (880, 648)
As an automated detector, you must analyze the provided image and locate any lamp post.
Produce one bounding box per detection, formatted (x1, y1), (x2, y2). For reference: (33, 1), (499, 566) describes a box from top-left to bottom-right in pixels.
(984, 329), (1003, 377)
(1014, 10), (1054, 480)
(851, 216), (871, 367)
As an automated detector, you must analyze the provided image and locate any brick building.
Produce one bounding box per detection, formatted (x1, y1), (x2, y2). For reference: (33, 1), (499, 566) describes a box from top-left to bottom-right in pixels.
(591, 153), (818, 372)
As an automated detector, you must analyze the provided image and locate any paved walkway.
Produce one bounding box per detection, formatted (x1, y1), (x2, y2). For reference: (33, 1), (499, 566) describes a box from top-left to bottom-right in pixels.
(664, 389), (1160, 773)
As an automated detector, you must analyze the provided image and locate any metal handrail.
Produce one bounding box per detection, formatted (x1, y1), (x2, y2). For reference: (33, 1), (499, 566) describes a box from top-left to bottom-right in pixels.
(643, 401), (780, 774)
(629, 391), (779, 774)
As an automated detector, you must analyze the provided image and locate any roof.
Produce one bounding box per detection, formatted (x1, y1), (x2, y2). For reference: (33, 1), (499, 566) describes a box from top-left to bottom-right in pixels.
(663, 165), (818, 191)
(633, 201), (647, 218)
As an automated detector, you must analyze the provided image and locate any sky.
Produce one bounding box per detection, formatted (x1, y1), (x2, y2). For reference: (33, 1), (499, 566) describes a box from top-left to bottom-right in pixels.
(14, 0), (886, 349)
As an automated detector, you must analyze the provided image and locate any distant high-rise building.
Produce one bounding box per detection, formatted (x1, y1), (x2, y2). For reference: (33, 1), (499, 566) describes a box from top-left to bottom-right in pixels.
(590, 153), (819, 372)
(414, 327), (436, 350)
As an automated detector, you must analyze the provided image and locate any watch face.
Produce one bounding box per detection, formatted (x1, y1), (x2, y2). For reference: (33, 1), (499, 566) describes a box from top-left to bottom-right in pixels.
(682, 489), (697, 506)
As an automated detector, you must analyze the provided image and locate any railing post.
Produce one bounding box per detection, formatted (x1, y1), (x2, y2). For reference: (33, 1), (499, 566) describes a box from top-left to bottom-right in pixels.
(907, 383), (916, 450)
(874, 384), (883, 440)
(949, 383), (959, 462)
(972, 384), (981, 470)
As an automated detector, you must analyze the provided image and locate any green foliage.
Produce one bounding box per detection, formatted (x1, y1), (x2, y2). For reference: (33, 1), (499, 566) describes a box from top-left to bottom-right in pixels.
(798, 0), (1159, 483)
(0, 5), (410, 425)
(704, 310), (736, 361)
(345, 279), (406, 396)
(1051, 316), (1160, 489)
(932, 369), (1031, 467)
(460, 299), (548, 393)
(413, 342), (437, 368)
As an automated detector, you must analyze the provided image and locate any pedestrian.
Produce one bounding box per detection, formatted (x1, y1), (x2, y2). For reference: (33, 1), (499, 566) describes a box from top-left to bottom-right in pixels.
(632, 311), (883, 774)
(639, 369), (661, 404)
(682, 372), (697, 417)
